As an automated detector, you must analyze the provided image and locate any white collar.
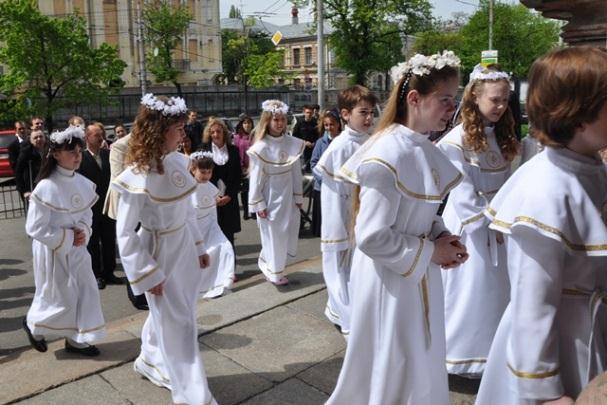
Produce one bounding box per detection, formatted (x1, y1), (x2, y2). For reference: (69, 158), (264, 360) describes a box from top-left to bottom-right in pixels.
(56, 165), (75, 177)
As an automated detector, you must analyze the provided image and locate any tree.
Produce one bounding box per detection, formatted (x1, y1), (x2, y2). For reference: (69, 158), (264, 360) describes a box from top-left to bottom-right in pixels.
(324, 0), (433, 85)
(221, 28), (290, 87)
(143, 0), (193, 96)
(412, 31), (464, 56)
(0, 0), (126, 131)
(459, 1), (560, 80)
(228, 5), (241, 19)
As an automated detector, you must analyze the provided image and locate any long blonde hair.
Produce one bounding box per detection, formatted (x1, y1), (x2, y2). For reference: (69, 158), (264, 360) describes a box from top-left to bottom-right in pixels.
(254, 110), (287, 142)
(460, 67), (518, 161)
(125, 96), (187, 174)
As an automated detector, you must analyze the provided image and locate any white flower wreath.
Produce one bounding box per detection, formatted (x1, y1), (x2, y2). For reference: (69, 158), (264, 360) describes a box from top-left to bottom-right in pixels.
(261, 99), (289, 115)
(190, 151), (214, 161)
(141, 93), (188, 116)
(390, 50), (461, 84)
(469, 64), (510, 82)
(49, 125), (85, 145)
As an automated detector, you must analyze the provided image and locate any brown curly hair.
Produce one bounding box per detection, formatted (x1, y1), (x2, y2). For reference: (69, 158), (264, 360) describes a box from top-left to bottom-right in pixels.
(460, 67), (519, 161)
(125, 96), (187, 174)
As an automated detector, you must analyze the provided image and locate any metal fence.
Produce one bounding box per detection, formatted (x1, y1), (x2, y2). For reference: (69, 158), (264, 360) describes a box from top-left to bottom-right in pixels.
(0, 178), (25, 220)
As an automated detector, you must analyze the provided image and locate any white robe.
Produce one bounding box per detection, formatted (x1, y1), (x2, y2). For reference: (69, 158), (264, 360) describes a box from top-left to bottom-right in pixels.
(113, 151), (216, 405)
(437, 124), (511, 375)
(313, 125), (369, 335)
(327, 124), (462, 405)
(476, 147), (607, 404)
(247, 134), (304, 282)
(191, 181), (235, 298)
(25, 166), (106, 344)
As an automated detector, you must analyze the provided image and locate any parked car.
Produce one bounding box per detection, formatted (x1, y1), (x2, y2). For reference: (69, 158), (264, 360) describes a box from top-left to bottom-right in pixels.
(0, 129), (16, 177)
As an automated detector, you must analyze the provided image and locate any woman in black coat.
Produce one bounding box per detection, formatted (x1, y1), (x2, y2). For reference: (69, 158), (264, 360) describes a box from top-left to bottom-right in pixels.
(201, 117), (242, 245)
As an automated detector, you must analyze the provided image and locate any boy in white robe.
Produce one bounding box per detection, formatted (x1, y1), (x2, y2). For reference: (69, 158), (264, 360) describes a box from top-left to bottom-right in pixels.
(313, 85), (378, 337)
(476, 46), (607, 405)
(327, 51), (468, 405)
(23, 126), (106, 356)
(113, 94), (217, 405)
(247, 99), (304, 286)
(437, 64), (519, 376)
(189, 150), (235, 298)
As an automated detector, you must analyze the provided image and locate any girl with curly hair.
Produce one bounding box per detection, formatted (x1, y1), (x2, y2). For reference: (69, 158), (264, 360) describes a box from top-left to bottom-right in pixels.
(112, 94), (216, 404)
(437, 64), (519, 377)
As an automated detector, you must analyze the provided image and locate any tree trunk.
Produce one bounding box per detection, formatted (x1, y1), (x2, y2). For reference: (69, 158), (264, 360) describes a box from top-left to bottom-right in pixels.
(173, 81), (183, 98)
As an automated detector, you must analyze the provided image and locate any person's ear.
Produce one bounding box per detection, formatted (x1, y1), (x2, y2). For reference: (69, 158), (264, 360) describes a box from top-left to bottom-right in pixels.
(406, 89), (420, 107)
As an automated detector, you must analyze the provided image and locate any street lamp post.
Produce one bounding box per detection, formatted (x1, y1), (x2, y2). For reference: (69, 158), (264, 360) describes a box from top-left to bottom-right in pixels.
(488, 0), (494, 50)
(316, 0), (325, 111)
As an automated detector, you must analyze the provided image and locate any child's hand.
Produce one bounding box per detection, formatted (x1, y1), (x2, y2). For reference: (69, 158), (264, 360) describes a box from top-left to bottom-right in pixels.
(217, 195), (231, 207)
(199, 254), (210, 269)
(72, 227), (86, 246)
(537, 396), (574, 405)
(148, 282), (163, 296)
(296, 203), (303, 209)
(432, 235), (468, 268)
(496, 231), (504, 244)
(257, 209), (268, 219)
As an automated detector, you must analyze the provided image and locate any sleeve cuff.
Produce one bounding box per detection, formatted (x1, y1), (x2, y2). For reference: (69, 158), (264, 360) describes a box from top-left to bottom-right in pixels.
(396, 237), (435, 285)
(293, 193), (304, 205)
(128, 265), (165, 296)
(508, 363), (564, 400)
(55, 228), (74, 256)
(195, 239), (207, 256)
(249, 199), (267, 214)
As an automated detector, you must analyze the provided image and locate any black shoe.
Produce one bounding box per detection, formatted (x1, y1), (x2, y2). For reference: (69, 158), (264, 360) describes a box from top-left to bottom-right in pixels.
(104, 275), (126, 285)
(22, 317), (47, 352)
(64, 340), (100, 357)
(96, 277), (106, 290)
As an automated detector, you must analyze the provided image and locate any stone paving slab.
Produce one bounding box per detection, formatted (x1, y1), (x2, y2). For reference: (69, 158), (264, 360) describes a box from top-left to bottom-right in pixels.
(200, 305), (345, 384)
(240, 378), (329, 405)
(285, 288), (329, 323)
(297, 351), (344, 396)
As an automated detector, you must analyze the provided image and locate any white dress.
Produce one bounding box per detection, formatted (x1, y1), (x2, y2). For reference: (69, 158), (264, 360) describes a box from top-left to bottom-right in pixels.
(247, 134), (304, 282)
(192, 181), (235, 298)
(475, 147), (607, 404)
(25, 166), (106, 344)
(113, 151), (216, 405)
(313, 125), (369, 335)
(327, 124), (463, 405)
(437, 124), (511, 375)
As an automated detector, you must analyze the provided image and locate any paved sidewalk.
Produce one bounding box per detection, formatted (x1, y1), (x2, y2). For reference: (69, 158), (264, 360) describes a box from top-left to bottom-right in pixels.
(1, 257), (477, 405)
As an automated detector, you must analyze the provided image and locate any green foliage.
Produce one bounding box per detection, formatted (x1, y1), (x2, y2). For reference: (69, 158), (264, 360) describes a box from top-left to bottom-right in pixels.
(221, 29), (290, 88)
(228, 5), (241, 19)
(458, 2), (560, 80)
(143, 0), (193, 94)
(412, 31), (464, 56)
(0, 0), (126, 129)
(324, 0), (433, 85)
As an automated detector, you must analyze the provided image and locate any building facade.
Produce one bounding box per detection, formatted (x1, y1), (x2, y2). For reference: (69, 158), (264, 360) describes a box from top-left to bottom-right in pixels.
(37, 0), (222, 88)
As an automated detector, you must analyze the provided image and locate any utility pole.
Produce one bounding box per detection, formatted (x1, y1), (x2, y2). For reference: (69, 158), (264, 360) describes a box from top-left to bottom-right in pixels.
(316, 0), (325, 111)
(488, 0), (494, 50)
(136, 2), (148, 96)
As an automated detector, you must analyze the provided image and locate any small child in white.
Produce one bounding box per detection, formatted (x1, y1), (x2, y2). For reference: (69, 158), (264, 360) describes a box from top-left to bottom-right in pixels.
(190, 150), (236, 298)
(23, 125), (106, 356)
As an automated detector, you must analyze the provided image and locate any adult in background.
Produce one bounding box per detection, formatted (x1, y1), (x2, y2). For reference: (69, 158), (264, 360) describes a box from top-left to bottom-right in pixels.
(30, 117), (44, 133)
(103, 130), (148, 310)
(185, 110), (203, 152)
(292, 104), (318, 171)
(15, 129), (46, 207)
(233, 114), (255, 220)
(201, 117), (242, 246)
(78, 122), (122, 289)
(8, 120), (29, 172)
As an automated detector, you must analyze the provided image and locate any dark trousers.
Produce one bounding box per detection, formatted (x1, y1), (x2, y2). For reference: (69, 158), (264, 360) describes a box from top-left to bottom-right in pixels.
(312, 189), (321, 237)
(240, 177), (250, 219)
(87, 213), (117, 280)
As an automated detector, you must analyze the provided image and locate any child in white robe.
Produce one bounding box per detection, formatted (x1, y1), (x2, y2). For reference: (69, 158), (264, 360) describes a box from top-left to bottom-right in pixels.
(112, 94), (217, 405)
(313, 85), (378, 337)
(247, 99), (304, 285)
(327, 51), (469, 405)
(437, 64), (519, 376)
(189, 151), (235, 298)
(476, 47), (607, 405)
(23, 125), (106, 356)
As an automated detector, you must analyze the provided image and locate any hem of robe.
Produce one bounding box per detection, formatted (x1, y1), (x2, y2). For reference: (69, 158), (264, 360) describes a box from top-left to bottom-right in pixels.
(446, 357), (487, 376)
(29, 322), (106, 344)
(201, 282), (233, 299)
(258, 255), (285, 282)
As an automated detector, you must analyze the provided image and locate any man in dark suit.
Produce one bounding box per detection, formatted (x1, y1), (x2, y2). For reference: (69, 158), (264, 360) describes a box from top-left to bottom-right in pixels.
(78, 122), (123, 289)
(8, 121), (29, 172)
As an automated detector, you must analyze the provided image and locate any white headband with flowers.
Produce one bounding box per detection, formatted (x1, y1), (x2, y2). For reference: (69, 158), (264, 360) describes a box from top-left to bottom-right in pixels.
(469, 64), (511, 82)
(390, 50), (461, 85)
(141, 93), (187, 116)
(261, 99), (289, 115)
(49, 125), (85, 145)
(190, 151), (214, 161)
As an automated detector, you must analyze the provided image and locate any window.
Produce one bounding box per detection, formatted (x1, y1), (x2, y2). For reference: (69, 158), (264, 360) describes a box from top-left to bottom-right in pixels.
(293, 48), (300, 66)
(304, 47), (312, 66)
